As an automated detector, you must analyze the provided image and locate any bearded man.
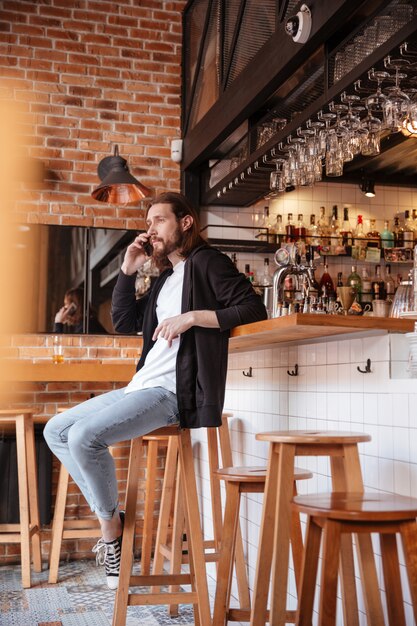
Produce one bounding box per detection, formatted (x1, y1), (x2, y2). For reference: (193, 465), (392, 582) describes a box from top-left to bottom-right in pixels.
(44, 192), (267, 588)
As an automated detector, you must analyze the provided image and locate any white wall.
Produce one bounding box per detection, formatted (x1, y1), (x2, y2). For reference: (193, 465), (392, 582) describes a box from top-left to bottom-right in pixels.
(194, 181), (417, 625)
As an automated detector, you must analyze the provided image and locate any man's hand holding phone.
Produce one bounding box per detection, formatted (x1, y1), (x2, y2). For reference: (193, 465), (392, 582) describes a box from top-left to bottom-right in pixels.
(121, 234), (153, 276)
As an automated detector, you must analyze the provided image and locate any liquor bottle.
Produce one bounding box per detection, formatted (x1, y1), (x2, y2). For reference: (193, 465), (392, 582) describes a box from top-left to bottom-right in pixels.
(340, 207), (353, 246)
(371, 264), (386, 299)
(384, 264), (396, 301)
(317, 206), (330, 245)
(361, 267), (373, 304)
(354, 214), (367, 260)
(307, 214), (320, 246)
(261, 257), (272, 286)
(294, 214), (306, 241)
(318, 259), (335, 297)
(244, 264), (254, 283)
(285, 213), (295, 242)
(347, 265), (362, 303)
(403, 210), (414, 249)
(258, 206), (273, 242)
(337, 272), (343, 287)
(413, 209), (417, 233)
(274, 214), (285, 241)
(329, 205), (340, 246)
(366, 218), (381, 248)
(393, 216), (404, 247)
(380, 220), (395, 249)
(231, 252), (238, 267)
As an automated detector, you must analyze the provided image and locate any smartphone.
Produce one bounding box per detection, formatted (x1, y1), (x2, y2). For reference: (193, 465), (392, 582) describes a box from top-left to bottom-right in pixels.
(67, 303), (77, 316)
(143, 240), (153, 256)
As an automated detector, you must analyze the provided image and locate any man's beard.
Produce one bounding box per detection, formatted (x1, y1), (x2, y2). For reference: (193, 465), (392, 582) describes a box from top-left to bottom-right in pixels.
(152, 224), (184, 264)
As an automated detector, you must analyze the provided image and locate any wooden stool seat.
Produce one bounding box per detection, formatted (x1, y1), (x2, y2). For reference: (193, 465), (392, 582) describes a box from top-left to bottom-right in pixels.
(216, 465), (313, 482)
(0, 408), (42, 588)
(292, 492), (417, 626)
(112, 426), (211, 626)
(212, 465), (313, 625)
(250, 429), (381, 626)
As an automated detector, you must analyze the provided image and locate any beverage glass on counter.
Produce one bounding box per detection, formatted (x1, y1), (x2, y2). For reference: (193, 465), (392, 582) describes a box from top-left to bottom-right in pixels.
(52, 335), (64, 364)
(372, 299), (390, 317)
(336, 286), (356, 315)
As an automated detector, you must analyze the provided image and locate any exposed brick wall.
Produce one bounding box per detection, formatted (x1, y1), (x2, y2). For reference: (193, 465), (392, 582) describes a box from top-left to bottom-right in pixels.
(0, 0), (186, 564)
(0, 0), (185, 228)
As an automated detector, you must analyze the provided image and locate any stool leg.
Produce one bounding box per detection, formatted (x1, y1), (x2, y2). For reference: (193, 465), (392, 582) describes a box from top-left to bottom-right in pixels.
(250, 445), (280, 626)
(330, 455), (359, 626)
(16, 415), (32, 588)
(141, 439), (159, 575)
(319, 519), (342, 626)
(168, 460), (185, 617)
(269, 443), (296, 626)
(296, 516), (322, 626)
(218, 419), (251, 609)
(152, 437), (178, 582)
(380, 533), (406, 626)
(113, 437), (143, 626)
(25, 416), (42, 572)
(48, 464), (70, 584)
(400, 520), (417, 625)
(178, 429), (211, 626)
(342, 445), (385, 625)
(291, 482), (305, 594)
(212, 481), (241, 626)
(207, 428), (223, 556)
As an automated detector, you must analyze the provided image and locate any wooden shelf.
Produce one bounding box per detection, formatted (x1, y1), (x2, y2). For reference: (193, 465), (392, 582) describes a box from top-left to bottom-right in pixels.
(229, 314), (415, 353)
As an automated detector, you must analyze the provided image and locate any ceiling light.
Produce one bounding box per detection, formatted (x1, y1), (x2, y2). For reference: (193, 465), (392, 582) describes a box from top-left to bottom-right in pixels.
(91, 145), (151, 205)
(360, 178), (375, 198)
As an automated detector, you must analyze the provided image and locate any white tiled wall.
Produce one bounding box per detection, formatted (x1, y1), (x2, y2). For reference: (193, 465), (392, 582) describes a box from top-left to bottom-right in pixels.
(195, 182), (417, 624)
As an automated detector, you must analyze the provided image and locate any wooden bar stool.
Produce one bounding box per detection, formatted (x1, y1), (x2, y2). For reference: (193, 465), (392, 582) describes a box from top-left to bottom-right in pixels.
(293, 492), (417, 626)
(112, 426), (211, 626)
(250, 430), (384, 626)
(0, 408), (42, 588)
(152, 413), (250, 616)
(212, 465), (313, 626)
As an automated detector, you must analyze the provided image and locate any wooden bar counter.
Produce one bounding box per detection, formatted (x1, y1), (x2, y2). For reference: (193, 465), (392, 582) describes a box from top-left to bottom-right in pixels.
(229, 313), (414, 352)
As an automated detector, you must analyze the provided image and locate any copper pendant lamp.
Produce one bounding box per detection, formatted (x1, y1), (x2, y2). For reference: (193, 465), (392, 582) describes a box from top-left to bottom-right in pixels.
(91, 145), (151, 205)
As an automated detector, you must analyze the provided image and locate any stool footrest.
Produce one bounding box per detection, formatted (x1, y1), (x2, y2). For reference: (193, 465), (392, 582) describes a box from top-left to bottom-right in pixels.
(128, 591), (198, 606)
(62, 529), (102, 539)
(62, 519), (101, 530)
(130, 573), (192, 586)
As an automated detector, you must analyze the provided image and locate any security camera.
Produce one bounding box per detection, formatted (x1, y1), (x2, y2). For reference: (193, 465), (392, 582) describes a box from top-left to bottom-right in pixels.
(285, 4), (312, 44)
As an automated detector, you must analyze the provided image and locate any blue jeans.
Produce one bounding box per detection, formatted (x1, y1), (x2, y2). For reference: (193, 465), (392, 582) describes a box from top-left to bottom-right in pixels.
(43, 386), (179, 520)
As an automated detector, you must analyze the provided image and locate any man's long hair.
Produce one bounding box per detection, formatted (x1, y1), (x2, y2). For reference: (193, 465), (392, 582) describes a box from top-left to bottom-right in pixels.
(146, 192), (206, 258)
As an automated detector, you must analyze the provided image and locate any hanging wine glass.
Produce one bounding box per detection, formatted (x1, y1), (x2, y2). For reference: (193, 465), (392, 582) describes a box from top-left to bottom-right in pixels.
(383, 56), (410, 132)
(366, 68), (390, 118)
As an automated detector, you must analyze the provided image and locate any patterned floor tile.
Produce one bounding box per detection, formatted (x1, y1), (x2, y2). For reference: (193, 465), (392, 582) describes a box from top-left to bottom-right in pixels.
(61, 611), (111, 626)
(0, 560), (201, 626)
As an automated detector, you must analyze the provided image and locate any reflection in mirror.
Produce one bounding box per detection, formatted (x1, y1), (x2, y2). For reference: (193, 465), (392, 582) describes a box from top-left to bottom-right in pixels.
(19, 224), (156, 334)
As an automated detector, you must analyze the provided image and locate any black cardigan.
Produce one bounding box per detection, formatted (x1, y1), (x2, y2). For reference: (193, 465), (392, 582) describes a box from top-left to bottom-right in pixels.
(111, 245), (267, 429)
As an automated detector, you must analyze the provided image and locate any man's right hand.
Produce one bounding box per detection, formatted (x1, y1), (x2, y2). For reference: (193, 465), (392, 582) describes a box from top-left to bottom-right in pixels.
(121, 235), (151, 275)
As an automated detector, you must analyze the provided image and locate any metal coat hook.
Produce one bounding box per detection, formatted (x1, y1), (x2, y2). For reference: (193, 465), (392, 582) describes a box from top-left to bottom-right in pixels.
(242, 366), (253, 377)
(287, 364), (298, 377)
(357, 358), (372, 374)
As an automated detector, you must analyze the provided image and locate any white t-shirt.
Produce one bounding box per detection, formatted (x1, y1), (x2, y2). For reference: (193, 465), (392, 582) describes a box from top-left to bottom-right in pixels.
(125, 260), (185, 395)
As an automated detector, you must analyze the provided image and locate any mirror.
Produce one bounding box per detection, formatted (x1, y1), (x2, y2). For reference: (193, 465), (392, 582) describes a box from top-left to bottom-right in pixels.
(17, 224), (148, 334)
